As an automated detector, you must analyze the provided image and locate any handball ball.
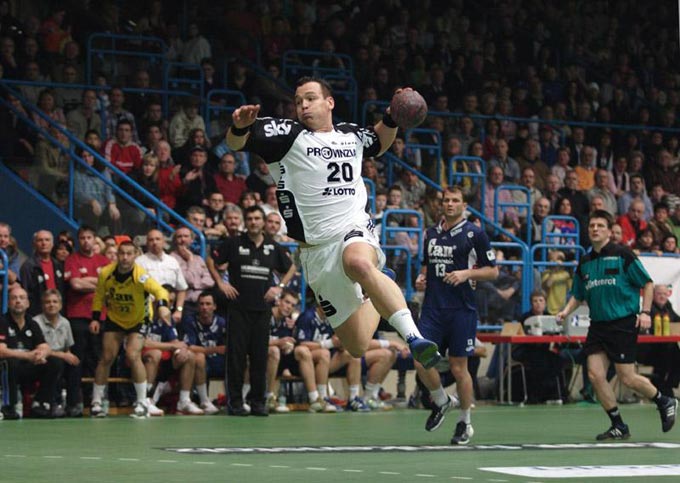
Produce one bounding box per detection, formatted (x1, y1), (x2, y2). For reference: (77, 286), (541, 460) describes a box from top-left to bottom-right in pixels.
(389, 89), (428, 129)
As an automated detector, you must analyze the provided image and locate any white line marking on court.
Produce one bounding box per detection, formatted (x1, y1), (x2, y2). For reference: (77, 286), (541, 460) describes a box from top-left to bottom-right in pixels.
(43, 456), (64, 459)
(380, 471), (401, 475)
(488, 480), (508, 482)
(450, 478), (473, 480)
(4, 455), (26, 458)
(415, 474), (437, 478)
(231, 463), (253, 467)
(194, 462), (215, 465)
(118, 458), (140, 462)
(343, 469), (363, 473)
(306, 467), (327, 471)
(269, 465), (290, 469)
(156, 460), (177, 463)
(80, 457), (101, 460)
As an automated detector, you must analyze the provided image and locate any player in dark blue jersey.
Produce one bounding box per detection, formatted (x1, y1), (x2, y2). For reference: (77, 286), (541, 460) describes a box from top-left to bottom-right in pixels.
(181, 291), (226, 414)
(415, 186), (499, 445)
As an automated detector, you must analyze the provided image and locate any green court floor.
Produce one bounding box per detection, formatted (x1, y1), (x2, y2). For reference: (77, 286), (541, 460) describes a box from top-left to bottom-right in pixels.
(1, 403), (679, 483)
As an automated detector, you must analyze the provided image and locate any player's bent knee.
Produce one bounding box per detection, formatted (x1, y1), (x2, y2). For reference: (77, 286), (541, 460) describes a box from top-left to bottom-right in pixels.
(294, 345), (311, 360)
(343, 255), (375, 282)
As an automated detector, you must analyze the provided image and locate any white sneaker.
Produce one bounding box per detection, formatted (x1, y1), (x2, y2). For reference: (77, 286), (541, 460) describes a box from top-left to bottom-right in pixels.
(146, 398), (164, 417)
(275, 398), (290, 414)
(200, 400), (219, 415)
(177, 400), (205, 415)
(242, 402), (251, 414)
(130, 400), (149, 419)
(90, 401), (106, 418)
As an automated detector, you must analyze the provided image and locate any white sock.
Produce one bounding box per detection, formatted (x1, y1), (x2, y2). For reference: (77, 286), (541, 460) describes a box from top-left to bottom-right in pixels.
(242, 383), (251, 400)
(265, 391), (274, 400)
(388, 309), (423, 341)
(92, 384), (106, 404)
(308, 390), (319, 403)
(197, 383), (209, 403)
(431, 386), (449, 407)
(134, 381), (147, 403)
(318, 384), (328, 399)
(179, 390), (191, 403)
(459, 408), (471, 424)
(365, 382), (381, 400)
(349, 385), (360, 400)
(152, 382), (165, 403)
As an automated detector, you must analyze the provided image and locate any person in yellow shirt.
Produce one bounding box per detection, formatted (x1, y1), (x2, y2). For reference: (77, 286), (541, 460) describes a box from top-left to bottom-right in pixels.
(89, 241), (170, 418)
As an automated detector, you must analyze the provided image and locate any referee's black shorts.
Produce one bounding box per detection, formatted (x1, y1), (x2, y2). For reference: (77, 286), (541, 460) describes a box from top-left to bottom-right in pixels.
(583, 314), (638, 364)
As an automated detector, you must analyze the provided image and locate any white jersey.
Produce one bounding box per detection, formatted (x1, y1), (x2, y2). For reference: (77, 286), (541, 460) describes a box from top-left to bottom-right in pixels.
(241, 118), (382, 244)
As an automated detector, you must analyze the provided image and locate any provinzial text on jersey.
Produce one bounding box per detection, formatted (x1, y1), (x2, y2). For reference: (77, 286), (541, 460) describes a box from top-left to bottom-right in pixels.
(306, 147), (356, 159)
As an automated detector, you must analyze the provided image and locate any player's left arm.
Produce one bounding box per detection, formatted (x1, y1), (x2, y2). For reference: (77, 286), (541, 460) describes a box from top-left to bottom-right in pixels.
(445, 233), (499, 285)
(143, 274), (171, 325)
(373, 120), (398, 157)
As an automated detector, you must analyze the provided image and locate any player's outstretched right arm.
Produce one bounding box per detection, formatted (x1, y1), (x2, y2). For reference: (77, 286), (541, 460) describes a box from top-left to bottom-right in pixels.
(226, 104), (261, 151)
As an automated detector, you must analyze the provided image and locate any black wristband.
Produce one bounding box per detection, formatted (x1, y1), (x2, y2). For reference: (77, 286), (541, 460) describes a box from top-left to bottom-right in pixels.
(382, 112), (398, 128)
(92, 311), (101, 321)
(157, 300), (169, 308)
(230, 125), (251, 136)
(640, 310), (651, 316)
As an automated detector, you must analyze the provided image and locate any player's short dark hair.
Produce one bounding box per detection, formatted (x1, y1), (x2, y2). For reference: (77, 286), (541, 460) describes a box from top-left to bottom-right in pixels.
(530, 290), (547, 300)
(198, 290), (215, 303)
(296, 76), (333, 98)
(244, 205), (266, 219)
(280, 288), (299, 301)
(654, 201), (670, 213)
(118, 240), (137, 251)
(443, 185), (465, 201)
(589, 209), (614, 229)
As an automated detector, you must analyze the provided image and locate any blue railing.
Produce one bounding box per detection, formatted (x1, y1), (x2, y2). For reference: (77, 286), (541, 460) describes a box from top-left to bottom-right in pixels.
(363, 177), (376, 215)
(404, 128), (442, 183)
(86, 33), (167, 84)
(494, 185), (532, 245)
(0, 79), (199, 139)
(542, 215), (581, 261)
(381, 209), (423, 279)
(0, 248), (8, 313)
(448, 155), (486, 213)
(382, 152), (441, 192)
(204, 89), (247, 137)
(382, 245), (415, 300)
(0, 81), (207, 258)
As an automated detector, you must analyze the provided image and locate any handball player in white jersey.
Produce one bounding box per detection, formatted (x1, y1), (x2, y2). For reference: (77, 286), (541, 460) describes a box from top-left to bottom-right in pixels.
(226, 76), (441, 368)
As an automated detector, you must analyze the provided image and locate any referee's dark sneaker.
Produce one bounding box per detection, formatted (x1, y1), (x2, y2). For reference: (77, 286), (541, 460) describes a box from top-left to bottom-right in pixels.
(451, 421), (474, 445)
(596, 424), (630, 441)
(425, 394), (456, 431)
(408, 337), (442, 370)
(658, 397), (678, 433)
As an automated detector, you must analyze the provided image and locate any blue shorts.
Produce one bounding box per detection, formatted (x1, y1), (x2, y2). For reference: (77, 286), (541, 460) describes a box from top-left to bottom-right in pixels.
(418, 306), (477, 357)
(206, 354), (226, 379)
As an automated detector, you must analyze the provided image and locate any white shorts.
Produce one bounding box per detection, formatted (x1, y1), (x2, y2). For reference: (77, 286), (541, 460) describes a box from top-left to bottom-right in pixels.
(299, 224), (386, 328)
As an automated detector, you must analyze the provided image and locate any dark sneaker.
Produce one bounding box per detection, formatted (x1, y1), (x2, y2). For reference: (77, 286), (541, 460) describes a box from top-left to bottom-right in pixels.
(31, 401), (53, 419)
(408, 337), (442, 369)
(425, 394), (456, 431)
(227, 405), (250, 416)
(1, 406), (21, 420)
(451, 421), (474, 445)
(66, 405), (83, 418)
(596, 424), (630, 441)
(658, 397), (678, 433)
(250, 404), (269, 417)
(345, 396), (371, 412)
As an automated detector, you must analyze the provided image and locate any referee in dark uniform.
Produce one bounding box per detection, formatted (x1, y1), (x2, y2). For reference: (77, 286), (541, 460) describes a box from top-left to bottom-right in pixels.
(208, 206), (295, 416)
(557, 210), (677, 440)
